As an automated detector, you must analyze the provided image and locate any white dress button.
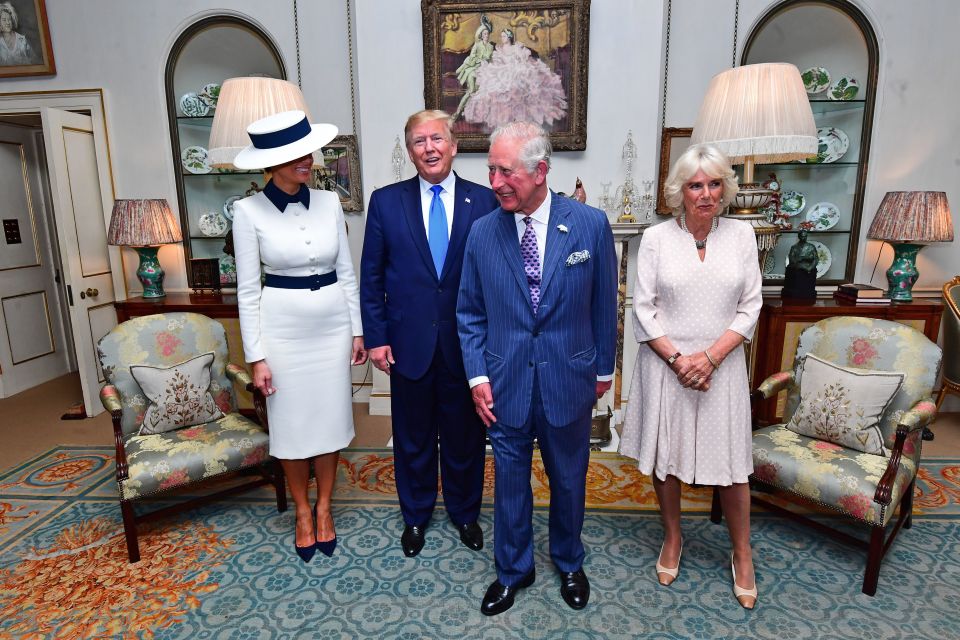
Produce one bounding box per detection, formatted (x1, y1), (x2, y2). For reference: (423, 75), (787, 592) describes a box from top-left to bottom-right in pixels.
(305, 239), (311, 245)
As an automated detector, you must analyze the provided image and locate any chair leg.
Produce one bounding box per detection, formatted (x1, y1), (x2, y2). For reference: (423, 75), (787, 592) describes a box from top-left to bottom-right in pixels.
(120, 500), (140, 563)
(935, 385), (948, 411)
(862, 526), (885, 596)
(710, 485), (723, 524)
(902, 477), (917, 530)
(273, 460), (288, 513)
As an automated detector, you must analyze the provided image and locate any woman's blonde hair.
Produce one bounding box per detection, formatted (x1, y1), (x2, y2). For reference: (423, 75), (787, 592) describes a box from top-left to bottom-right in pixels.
(662, 143), (739, 216)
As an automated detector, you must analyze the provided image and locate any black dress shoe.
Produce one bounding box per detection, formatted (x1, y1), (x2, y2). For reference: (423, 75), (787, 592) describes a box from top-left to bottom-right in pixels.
(457, 522), (483, 551)
(560, 568), (590, 610)
(480, 570), (535, 616)
(401, 524), (426, 557)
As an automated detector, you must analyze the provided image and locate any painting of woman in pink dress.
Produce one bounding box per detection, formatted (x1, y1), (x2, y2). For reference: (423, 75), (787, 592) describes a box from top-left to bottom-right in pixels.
(463, 28), (567, 130)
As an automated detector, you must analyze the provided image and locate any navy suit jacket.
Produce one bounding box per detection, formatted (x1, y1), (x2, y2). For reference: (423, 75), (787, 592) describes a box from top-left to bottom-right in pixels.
(457, 193), (618, 427)
(360, 174), (498, 380)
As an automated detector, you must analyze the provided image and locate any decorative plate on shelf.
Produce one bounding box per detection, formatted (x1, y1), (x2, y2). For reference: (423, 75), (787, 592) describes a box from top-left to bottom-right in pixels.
(198, 211), (229, 237)
(801, 66), (831, 94)
(179, 92), (209, 117)
(805, 202), (840, 231)
(223, 195), (243, 221)
(181, 145), (211, 174)
(806, 127), (849, 164)
(219, 254), (236, 284)
(786, 239), (832, 279)
(199, 83), (221, 108)
(828, 76), (859, 101)
(780, 190), (806, 217)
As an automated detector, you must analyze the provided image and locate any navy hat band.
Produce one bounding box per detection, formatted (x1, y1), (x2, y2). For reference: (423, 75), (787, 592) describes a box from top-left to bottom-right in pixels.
(248, 116), (312, 150)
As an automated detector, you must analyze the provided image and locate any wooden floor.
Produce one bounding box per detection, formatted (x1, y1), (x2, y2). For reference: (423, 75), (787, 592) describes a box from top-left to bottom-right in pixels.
(1, 372), (958, 470)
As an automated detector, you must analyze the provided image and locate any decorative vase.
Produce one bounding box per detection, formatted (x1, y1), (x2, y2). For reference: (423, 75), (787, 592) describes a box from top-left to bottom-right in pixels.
(134, 246), (166, 298)
(885, 242), (921, 302)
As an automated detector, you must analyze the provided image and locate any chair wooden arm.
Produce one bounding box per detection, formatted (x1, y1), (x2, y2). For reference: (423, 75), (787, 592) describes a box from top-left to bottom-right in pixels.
(245, 382), (269, 431)
(100, 384), (128, 482)
(874, 399), (938, 505)
(750, 370), (796, 403)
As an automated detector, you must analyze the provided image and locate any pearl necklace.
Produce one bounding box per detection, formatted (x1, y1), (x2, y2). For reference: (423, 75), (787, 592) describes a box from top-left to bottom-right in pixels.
(679, 212), (718, 250)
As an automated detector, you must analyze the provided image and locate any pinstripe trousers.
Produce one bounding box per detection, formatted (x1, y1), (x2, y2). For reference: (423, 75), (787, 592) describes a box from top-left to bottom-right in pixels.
(486, 375), (592, 586)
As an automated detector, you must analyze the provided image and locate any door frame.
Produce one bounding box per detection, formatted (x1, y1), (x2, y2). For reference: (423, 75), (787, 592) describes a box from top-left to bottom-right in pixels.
(0, 89), (123, 299)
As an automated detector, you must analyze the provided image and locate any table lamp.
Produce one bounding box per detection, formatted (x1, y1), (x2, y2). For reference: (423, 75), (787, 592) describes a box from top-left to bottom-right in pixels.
(208, 76), (315, 168)
(691, 63), (818, 268)
(107, 199), (182, 298)
(866, 191), (954, 301)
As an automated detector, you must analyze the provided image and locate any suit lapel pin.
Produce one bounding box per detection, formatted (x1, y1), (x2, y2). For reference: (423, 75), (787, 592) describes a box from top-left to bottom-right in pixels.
(465, 197), (471, 204)
(557, 224), (569, 233)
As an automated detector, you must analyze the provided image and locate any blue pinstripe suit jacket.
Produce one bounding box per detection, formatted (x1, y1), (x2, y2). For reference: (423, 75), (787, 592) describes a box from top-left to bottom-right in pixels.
(457, 193), (618, 427)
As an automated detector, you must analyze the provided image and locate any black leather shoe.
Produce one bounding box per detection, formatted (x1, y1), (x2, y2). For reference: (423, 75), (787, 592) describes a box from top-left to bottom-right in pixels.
(457, 522), (483, 551)
(401, 524), (426, 557)
(560, 568), (590, 610)
(480, 570), (535, 616)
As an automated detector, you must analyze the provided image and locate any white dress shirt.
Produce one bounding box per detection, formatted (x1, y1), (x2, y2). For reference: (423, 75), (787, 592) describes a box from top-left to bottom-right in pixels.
(419, 172), (456, 238)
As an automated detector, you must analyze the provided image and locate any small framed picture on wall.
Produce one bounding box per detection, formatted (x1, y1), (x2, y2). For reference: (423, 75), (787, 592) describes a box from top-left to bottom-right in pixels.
(656, 127), (693, 215)
(0, 0), (55, 78)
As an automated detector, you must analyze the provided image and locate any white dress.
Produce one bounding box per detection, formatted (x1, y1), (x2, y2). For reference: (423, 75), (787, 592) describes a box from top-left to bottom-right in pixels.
(619, 218), (762, 485)
(233, 189), (362, 459)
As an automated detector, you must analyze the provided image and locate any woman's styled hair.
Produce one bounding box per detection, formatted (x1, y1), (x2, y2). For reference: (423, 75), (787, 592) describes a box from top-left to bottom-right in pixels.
(404, 109), (456, 147)
(489, 122), (551, 173)
(0, 2), (19, 30)
(501, 28), (515, 44)
(662, 143), (739, 216)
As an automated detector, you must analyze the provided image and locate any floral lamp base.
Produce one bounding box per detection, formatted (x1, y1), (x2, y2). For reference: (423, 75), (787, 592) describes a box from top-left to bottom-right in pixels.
(134, 246), (166, 298)
(885, 242), (922, 302)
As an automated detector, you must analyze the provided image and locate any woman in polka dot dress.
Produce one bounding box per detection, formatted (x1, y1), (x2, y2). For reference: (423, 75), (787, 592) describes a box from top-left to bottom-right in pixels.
(619, 144), (762, 609)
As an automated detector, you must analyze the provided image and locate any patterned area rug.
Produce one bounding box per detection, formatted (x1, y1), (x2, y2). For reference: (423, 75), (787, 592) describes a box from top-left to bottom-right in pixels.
(1, 447), (959, 639)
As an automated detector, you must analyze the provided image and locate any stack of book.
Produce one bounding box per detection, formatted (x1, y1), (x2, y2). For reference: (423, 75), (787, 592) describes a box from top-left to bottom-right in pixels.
(833, 283), (891, 304)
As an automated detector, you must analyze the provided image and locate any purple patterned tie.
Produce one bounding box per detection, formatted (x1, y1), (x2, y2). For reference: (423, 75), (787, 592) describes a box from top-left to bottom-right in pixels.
(521, 216), (541, 313)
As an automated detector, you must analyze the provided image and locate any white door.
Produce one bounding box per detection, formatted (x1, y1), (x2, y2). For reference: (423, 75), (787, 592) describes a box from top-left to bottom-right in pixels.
(0, 123), (71, 396)
(41, 108), (117, 416)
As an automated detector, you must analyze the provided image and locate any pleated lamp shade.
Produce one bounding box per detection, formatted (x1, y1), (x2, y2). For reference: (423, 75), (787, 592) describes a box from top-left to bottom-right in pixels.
(867, 192), (954, 243)
(107, 199), (182, 246)
(691, 63), (818, 164)
(207, 77), (314, 168)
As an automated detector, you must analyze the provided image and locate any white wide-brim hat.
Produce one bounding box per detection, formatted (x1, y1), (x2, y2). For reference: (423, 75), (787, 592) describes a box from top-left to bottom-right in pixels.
(233, 110), (338, 170)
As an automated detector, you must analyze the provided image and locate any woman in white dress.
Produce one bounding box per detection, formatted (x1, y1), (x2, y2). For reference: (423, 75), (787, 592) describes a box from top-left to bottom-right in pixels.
(619, 144), (762, 608)
(232, 110), (366, 562)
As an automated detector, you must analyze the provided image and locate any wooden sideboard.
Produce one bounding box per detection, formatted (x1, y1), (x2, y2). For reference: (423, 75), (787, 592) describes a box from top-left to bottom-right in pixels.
(751, 296), (944, 426)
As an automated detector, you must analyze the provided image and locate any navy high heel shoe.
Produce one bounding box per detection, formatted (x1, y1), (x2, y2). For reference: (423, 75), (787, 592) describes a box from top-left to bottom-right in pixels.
(315, 500), (337, 557)
(295, 540), (317, 563)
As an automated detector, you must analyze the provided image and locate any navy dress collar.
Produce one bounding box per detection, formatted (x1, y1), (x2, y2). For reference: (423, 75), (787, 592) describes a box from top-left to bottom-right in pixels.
(263, 179), (310, 212)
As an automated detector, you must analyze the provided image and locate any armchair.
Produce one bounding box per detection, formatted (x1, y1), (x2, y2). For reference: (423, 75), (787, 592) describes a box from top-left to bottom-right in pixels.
(711, 316), (941, 595)
(935, 276), (960, 415)
(97, 312), (286, 562)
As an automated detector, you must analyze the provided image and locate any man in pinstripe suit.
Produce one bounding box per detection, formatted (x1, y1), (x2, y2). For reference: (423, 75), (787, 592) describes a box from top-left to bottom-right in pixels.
(457, 122), (617, 616)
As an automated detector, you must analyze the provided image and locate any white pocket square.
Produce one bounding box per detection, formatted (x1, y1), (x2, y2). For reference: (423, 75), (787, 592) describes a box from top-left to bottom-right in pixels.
(566, 250), (590, 266)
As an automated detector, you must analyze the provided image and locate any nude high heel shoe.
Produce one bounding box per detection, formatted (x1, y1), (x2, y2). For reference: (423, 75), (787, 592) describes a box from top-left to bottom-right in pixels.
(731, 552), (758, 609)
(655, 539), (682, 586)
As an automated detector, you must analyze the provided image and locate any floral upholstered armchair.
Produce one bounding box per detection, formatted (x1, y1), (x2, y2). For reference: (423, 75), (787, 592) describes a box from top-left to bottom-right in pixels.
(711, 316), (941, 596)
(97, 312), (286, 562)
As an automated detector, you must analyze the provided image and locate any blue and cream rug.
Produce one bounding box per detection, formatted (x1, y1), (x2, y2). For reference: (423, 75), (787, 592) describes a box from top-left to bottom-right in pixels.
(1, 447), (959, 639)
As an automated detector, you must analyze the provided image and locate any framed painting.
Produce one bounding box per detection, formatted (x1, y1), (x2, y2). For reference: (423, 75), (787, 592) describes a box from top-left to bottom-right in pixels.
(0, 0), (55, 78)
(656, 127), (693, 215)
(312, 134), (364, 213)
(422, 0), (590, 152)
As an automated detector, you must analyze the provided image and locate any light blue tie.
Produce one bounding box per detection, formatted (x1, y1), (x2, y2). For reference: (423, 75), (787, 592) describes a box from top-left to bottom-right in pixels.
(428, 184), (448, 277)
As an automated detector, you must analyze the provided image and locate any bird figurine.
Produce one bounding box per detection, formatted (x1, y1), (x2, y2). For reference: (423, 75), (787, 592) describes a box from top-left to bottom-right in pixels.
(572, 177), (587, 204)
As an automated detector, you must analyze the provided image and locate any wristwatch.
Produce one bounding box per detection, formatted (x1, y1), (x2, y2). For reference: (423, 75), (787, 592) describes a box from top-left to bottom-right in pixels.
(666, 352), (682, 366)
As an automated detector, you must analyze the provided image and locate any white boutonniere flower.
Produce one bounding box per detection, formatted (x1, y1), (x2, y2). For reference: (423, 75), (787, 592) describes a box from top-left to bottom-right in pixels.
(557, 224), (569, 233)
(565, 250), (590, 266)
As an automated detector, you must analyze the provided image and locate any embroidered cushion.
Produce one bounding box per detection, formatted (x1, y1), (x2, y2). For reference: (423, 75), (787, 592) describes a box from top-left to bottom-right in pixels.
(131, 352), (224, 435)
(785, 354), (904, 456)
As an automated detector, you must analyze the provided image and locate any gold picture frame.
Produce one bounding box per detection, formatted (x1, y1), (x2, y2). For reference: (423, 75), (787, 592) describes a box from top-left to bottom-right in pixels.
(656, 127), (693, 215)
(312, 134), (364, 213)
(421, 0), (591, 152)
(0, 0), (55, 78)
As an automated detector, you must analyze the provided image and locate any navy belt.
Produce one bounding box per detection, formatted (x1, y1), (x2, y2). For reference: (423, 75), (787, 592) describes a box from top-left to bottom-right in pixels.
(264, 271), (337, 290)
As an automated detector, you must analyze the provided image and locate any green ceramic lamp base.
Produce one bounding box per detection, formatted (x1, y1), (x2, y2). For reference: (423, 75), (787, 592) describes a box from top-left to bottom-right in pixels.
(884, 242), (922, 302)
(134, 246), (166, 298)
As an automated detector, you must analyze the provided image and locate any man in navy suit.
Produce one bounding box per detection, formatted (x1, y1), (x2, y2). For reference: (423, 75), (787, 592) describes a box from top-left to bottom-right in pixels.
(360, 110), (498, 557)
(458, 122), (617, 615)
